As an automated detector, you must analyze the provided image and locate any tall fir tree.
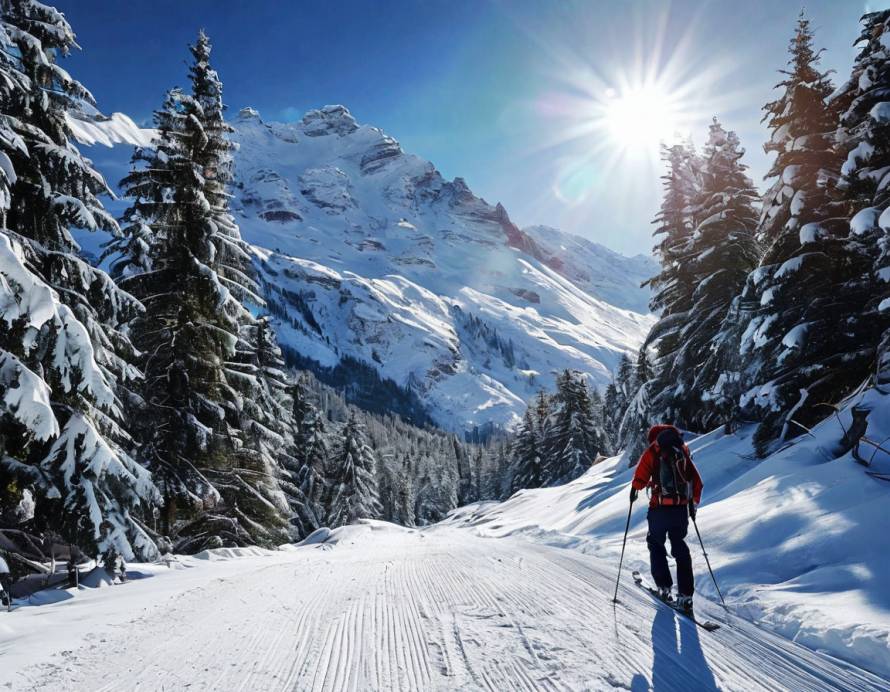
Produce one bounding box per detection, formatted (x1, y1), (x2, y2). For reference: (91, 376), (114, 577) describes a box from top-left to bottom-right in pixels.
(733, 14), (873, 453)
(618, 347), (655, 461)
(644, 142), (702, 426)
(108, 33), (289, 550)
(510, 408), (541, 491)
(834, 9), (890, 388)
(544, 370), (605, 484)
(326, 413), (382, 527)
(678, 119), (760, 430)
(0, 0), (157, 561)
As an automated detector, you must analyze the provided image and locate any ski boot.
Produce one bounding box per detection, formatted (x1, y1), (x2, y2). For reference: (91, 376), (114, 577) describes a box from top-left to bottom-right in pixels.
(657, 586), (673, 603)
(676, 595), (693, 613)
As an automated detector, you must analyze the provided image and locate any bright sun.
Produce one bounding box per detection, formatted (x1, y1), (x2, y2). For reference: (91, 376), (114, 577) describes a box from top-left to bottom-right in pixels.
(602, 83), (683, 154)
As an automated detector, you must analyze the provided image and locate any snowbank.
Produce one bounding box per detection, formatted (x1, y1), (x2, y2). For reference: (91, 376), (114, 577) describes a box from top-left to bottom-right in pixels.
(444, 389), (890, 679)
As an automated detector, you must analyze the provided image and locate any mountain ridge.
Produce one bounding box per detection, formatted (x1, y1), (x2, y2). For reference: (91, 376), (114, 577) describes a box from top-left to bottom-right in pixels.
(70, 105), (656, 431)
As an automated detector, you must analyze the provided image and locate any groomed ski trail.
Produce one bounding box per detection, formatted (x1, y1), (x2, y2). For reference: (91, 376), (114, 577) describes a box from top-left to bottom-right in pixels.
(7, 523), (887, 691)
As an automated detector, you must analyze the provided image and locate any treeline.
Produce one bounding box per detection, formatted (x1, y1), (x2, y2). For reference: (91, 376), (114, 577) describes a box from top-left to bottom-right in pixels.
(629, 10), (890, 457)
(0, 3), (491, 569)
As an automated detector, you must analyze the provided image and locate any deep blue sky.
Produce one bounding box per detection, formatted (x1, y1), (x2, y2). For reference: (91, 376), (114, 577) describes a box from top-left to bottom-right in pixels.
(64, 0), (883, 255)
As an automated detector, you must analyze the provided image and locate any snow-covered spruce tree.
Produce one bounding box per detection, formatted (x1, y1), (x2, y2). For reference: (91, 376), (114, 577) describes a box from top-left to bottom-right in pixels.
(730, 15), (872, 454)
(282, 373), (324, 534)
(617, 347), (655, 461)
(602, 381), (621, 451)
(544, 370), (606, 485)
(834, 9), (890, 389)
(0, 0), (158, 561)
(675, 119), (760, 431)
(510, 408), (542, 491)
(109, 34), (290, 550)
(643, 142), (702, 427)
(615, 354), (636, 409)
(326, 413), (382, 527)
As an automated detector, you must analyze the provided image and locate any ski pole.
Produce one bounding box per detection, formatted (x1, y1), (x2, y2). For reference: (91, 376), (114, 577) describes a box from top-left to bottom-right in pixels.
(612, 496), (635, 603)
(691, 515), (727, 609)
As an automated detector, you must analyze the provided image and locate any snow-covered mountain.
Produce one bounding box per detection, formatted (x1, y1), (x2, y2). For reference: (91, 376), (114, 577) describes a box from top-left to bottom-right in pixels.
(227, 105), (655, 431)
(68, 105), (656, 431)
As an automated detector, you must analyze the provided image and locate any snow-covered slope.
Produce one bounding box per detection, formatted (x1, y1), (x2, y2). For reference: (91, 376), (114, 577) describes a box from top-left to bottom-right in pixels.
(230, 106), (655, 431)
(444, 389), (890, 679)
(3, 523), (887, 690)
(66, 105), (656, 431)
(523, 224), (656, 314)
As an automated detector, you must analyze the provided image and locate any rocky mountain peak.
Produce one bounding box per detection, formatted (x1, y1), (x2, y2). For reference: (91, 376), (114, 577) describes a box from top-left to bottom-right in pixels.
(300, 105), (359, 137)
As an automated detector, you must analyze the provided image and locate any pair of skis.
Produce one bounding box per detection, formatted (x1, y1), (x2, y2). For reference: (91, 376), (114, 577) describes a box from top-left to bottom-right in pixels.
(631, 570), (721, 631)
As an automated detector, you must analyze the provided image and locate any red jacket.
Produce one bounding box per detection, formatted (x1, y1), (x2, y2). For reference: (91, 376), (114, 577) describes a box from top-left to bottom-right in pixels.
(632, 425), (703, 509)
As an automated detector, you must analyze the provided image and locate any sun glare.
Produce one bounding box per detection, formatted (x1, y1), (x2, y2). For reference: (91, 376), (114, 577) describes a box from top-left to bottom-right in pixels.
(602, 84), (684, 154)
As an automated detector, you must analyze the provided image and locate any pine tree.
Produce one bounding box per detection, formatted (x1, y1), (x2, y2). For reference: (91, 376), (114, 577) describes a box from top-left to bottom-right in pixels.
(834, 9), (890, 388)
(326, 413), (382, 527)
(602, 382), (621, 451)
(108, 33), (288, 550)
(510, 408), (541, 491)
(678, 119), (760, 430)
(732, 14), (873, 453)
(0, 0), (157, 561)
(545, 371), (605, 484)
(282, 373), (323, 534)
(618, 347), (654, 461)
(615, 354), (636, 410)
(644, 142), (702, 426)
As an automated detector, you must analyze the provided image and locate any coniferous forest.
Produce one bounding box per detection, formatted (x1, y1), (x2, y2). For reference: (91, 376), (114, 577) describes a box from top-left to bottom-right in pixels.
(2, 0), (890, 573)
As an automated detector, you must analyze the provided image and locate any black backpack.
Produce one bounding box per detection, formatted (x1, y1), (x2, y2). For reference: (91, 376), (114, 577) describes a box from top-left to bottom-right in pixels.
(655, 428), (689, 503)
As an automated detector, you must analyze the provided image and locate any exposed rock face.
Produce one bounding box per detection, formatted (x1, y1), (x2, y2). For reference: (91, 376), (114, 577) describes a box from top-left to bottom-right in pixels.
(300, 105), (359, 137)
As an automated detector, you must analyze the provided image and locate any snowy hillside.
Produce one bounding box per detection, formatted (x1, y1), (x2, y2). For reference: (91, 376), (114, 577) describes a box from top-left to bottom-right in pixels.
(228, 106), (655, 431)
(444, 389), (890, 679)
(523, 224), (656, 314)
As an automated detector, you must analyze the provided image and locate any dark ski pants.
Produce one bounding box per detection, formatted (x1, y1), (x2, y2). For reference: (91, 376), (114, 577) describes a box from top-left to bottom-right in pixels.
(646, 505), (693, 596)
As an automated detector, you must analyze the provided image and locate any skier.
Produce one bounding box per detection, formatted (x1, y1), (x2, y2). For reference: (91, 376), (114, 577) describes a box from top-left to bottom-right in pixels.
(629, 424), (702, 612)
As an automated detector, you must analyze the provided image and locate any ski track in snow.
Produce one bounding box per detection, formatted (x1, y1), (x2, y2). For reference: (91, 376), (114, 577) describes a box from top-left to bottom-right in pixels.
(7, 525), (886, 692)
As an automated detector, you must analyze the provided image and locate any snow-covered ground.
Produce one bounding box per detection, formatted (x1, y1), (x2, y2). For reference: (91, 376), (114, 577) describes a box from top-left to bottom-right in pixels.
(1, 522), (884, 691)
(446, 388), (890, 681)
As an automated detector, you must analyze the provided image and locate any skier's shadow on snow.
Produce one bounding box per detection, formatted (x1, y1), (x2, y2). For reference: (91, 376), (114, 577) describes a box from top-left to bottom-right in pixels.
(631, 606), (718, 691)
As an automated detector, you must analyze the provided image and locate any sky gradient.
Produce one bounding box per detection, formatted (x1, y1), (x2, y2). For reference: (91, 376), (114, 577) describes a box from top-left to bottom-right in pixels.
(64, 0), (885, 256)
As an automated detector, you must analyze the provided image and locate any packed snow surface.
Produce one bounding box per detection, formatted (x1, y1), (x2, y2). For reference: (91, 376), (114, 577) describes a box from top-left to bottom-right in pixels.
(1, 522), (885, 691)
(447, 387), (890, 681)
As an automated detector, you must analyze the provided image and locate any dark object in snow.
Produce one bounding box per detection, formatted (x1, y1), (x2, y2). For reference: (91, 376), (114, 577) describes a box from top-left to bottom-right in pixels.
(632, 570), (721, 631)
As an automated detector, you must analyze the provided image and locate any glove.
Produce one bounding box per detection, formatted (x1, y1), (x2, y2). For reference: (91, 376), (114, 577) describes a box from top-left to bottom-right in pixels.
(630, 487), (638, 503)
(688, 502), (697, 520)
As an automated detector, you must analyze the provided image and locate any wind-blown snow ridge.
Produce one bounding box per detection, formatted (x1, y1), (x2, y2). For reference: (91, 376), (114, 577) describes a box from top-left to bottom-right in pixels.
(231, 106), (656, 430)
(66, 111), (153, 149)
